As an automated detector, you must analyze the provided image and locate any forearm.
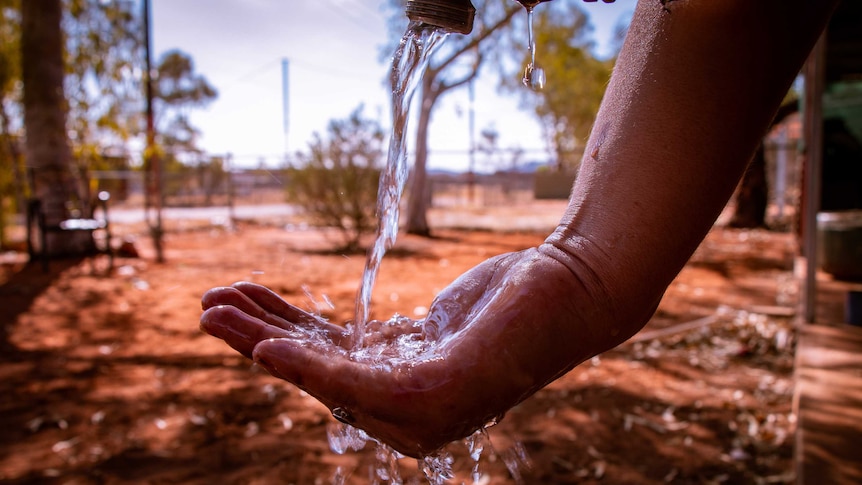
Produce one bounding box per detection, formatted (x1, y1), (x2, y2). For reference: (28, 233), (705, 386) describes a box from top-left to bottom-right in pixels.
(544, 0), (838, 340)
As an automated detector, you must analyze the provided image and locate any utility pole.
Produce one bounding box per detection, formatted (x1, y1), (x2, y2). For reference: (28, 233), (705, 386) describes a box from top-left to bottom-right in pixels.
(143, 0), (164, 262)
(468, 78), (476, 204)
(282, 58), (290, 163)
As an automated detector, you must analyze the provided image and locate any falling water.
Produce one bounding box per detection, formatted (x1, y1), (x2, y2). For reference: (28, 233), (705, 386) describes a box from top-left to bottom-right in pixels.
(331, 7), (537, 483)
(353, 22), (449, 348)
(521, 6), (545, 91)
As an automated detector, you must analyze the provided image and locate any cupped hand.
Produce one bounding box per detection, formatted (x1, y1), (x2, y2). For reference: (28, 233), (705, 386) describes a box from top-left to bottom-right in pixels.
(200, 246), (603, 458)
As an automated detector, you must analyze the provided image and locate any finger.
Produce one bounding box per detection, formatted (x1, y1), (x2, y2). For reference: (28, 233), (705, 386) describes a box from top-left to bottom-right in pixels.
(252, 338), (450, 421)
(202, 286), (268, 318)
(253, 338), (462, 457)
(253, 337), (358, 400)
(200, 305), (298, 358)
(204, 283), (349, 345)
(231, 282), (347, 338)
(202, 286), (309, 334)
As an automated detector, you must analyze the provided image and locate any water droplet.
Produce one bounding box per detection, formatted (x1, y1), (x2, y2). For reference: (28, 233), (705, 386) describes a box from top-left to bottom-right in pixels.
(523, 64), (545, 91)
(520, 6), (546, 91)
(502, 441), (532, 483)
(484, 413), (504, 428)
(326, 422), (369, 454)
(374, 444), (403, 483)
(465, 429), (489, 483)
(420, 451), (455, 485)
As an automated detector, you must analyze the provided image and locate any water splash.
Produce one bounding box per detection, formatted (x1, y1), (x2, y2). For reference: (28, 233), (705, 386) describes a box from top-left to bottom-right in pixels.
(353, 22), (449, 348)
(374, 443), (404, 483)
(420, 451), (455, 485)
(465, 429), (489, 483)
(327, 421), (369, 454)
(326, 421), (532, 484)
(501, 441), (532, 484)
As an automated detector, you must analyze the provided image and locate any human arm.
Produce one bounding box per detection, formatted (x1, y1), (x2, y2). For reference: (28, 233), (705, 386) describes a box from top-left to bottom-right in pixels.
(540, 0), (839, 353)
(200, 0), (838, 458)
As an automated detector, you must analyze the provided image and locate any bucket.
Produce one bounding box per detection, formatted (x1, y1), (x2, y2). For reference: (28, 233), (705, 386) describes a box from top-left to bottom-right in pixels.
(817, 210), (862, 281)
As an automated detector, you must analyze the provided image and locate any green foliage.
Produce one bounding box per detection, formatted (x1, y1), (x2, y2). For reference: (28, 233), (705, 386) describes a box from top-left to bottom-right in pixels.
(288, 106), (384, 252)
(381, 0), (522, 235)
(65, 0), (143, 156)
(505, 1), (612, 170)
(0, 0), (19, 99)
(0, 0), (23, 247)
(154, 50), (218, 167)
(381, 0), (517, 87)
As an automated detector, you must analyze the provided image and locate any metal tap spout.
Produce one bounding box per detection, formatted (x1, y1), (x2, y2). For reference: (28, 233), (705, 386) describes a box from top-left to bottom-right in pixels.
(405, 0), (476, 35)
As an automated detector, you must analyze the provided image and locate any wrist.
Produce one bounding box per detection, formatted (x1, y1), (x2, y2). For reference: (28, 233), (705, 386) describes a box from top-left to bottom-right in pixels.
(538, 233), (661, 349)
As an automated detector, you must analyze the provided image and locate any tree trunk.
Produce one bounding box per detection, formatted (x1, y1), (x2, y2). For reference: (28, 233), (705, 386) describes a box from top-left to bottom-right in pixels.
(21, 0), (90, 255)
(405, 76), (436, 237)
(728, 144), (768, 228)
(729, 101), (799, 229)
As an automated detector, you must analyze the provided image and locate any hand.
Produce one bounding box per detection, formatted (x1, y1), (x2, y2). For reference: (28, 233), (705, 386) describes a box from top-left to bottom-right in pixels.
(200, 246), (604, 458)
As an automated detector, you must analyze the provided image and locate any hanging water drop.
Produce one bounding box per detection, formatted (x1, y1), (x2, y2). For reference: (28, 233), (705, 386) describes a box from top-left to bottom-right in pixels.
(520, 5), (545, 91)
(524, 64), (545, 91)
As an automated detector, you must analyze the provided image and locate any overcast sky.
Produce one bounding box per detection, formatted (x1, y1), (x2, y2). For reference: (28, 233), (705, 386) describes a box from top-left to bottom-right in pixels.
(151, 0), (634, 170)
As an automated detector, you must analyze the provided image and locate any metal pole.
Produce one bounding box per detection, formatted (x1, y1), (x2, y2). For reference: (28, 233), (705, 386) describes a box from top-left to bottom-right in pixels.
(802, 30), (826, 323)
(227, 153), (236, 228)
(468, 78), (476, 203)
(143, 0), (164, 262)
(282, 58), (290, 157)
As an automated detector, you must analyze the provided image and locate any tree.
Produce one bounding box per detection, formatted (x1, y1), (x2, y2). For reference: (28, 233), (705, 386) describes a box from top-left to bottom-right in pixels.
(152, 50), (217, 166)
(65, 0), (143, 165)
(383, 0), (521, 236)
(505, 3), (611, 171)
(21, 0), (91, 256)
(287, 106), (385, 252)
(147, 50), (217, 209)
(13, 0), (215, 258)
(0, 0), (23, 248)
(728, 99), (798, 228)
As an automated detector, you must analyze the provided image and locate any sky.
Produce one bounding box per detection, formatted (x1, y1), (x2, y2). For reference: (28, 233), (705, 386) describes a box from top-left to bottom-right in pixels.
(151, 0), (634, 171)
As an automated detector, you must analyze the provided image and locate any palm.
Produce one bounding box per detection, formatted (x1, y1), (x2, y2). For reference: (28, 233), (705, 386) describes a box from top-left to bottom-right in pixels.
(201, 247), (588, 458)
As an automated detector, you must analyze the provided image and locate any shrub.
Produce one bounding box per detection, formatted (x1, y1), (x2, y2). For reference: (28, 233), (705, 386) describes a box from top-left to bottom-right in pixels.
(287, 106), (384, 252)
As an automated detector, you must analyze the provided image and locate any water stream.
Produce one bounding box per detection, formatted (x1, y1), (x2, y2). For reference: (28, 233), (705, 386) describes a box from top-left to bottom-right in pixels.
(334, 5), (543, 482)
(352, 22), (449, 348)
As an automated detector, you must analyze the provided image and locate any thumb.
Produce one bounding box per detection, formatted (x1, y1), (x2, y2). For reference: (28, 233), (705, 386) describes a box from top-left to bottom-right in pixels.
(252, 338), (366, 410)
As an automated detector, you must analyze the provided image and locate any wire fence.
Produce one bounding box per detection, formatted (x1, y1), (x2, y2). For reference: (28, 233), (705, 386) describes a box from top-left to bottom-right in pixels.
(52, 138), (808, 232)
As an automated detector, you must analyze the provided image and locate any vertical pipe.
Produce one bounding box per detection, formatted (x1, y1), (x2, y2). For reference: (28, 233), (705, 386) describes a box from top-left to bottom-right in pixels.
(802, 30), (826, 323)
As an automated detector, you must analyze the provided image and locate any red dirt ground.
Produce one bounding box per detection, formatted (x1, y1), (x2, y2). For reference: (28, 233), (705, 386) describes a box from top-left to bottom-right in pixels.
(0, 216), (808, 484)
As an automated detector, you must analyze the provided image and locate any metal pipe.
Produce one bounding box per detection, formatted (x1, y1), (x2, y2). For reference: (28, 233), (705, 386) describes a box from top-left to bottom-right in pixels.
(405, 0), (476, 34)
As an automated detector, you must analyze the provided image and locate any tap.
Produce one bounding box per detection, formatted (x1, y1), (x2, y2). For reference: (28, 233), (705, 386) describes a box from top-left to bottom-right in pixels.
(405, 0), (476, 35)
(405, 0), (562, 35)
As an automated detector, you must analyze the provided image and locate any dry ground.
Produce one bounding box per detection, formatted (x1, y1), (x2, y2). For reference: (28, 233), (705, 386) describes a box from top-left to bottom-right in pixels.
(0, 209), (809, 484)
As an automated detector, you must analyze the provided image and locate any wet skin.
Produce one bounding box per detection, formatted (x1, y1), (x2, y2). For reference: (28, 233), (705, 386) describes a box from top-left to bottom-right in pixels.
(201, 245), (628, 458)
(201, 0), (838, 461)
